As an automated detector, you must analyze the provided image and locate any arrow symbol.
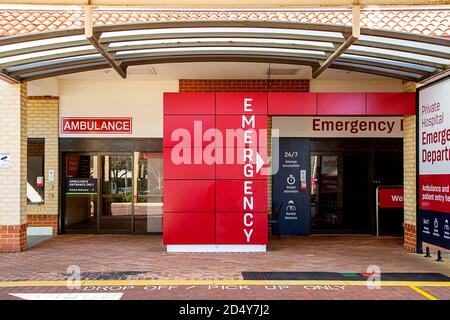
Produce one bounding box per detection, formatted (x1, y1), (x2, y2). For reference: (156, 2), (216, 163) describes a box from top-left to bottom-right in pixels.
(256, 152), (264, 173)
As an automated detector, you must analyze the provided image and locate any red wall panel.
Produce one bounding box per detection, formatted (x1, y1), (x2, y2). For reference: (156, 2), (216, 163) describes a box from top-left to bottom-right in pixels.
(215, 115), (268, 148)
(268, 92), (317, 115)
(216, 213), (268, 244)
(367, 92), (416, 115)
(216, 180), (268, 212)
(317, 93), (366, 115)
(164, 148), (215, 179)
(164, 92), (215, 115)
(215, 148), (268, 180)
(163, 213), (215, 244)
(164, 180), (215, 213)
(216, 92), (268, 115)
(164, 115), (215, 147)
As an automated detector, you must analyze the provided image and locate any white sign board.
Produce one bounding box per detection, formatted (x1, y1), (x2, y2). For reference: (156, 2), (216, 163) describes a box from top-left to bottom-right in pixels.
(0, 154), (11, 168)
(272, 117), (404, 138)
(418, 78), (450, 175)
(417, 76), (450, 250)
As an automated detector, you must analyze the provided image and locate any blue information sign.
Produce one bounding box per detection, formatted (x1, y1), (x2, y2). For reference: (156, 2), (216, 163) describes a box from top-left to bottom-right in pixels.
(272, 138), (310, 235)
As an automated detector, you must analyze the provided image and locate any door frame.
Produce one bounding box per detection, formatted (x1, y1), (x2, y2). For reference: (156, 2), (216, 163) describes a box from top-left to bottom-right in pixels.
(61, 151), (135, 234)
(310, 150), (373, 234)
(98, 152), (134, 234)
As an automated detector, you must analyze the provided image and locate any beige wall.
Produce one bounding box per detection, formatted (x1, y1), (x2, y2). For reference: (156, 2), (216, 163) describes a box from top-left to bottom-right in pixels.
(403, 115), (416, 227)
(28, 78), (59, 97)
(0, 82), (27, 226)
(403, 81), (417, 228)
(27, 97), (59, 217)
(59, 80), (178, 138)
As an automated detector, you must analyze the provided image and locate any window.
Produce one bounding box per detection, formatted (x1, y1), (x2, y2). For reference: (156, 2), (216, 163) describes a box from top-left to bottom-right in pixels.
(27, 138), (45, 204)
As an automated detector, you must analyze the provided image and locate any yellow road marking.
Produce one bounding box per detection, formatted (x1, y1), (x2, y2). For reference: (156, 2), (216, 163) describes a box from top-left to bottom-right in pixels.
(409, 286), (438, 300)
(0, 279), (449, 287)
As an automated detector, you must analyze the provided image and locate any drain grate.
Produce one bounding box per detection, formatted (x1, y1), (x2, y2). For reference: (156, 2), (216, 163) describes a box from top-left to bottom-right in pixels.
(242, 272), (450, 282)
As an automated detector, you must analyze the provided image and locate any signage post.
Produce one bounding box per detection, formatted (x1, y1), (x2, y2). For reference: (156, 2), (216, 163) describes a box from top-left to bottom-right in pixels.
(417, 76), (450, 252)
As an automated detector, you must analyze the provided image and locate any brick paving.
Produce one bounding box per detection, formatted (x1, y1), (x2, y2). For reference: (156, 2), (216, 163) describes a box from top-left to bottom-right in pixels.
(0, 234), (449, 281)
(0, 284), (446, 300)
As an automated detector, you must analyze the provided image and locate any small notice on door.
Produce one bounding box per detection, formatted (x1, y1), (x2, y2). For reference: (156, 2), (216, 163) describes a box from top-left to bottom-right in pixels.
(67, 178), (97, 194)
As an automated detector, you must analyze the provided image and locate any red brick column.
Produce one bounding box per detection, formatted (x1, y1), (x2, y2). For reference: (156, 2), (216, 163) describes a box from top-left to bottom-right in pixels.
(403, 223), (416, 252)
(0, 225), (27, 253)
(179, 79), (310, 92)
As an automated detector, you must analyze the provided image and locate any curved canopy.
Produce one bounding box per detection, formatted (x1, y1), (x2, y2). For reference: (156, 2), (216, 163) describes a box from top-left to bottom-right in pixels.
(0, 20), (449, 82)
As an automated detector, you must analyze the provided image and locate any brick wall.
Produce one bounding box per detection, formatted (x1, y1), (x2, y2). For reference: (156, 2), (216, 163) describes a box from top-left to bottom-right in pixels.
(0, 225), (27, 253)
(27, 96), (59, 236)
(179, 79), (310, 92)
(0, 82), (27, 252)
(402, 81), (417, 252)
(27, 214), (58, 236)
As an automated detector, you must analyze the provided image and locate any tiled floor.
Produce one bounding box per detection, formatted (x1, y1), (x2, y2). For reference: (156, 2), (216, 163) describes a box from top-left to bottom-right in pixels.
(0, 234), (449, 281)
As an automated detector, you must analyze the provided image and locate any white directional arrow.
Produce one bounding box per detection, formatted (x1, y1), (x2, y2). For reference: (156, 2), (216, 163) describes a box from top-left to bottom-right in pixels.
(256, 152), (264, 173)
(9, 293), (124, 300)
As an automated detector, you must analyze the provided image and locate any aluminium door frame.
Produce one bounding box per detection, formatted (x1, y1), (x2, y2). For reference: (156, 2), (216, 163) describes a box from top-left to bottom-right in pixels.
(98, 152), (134, 234)
(61, 151), (100, 234)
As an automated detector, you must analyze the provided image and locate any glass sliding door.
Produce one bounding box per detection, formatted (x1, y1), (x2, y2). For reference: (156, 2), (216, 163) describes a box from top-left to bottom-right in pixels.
(310, 155), (341, 229)
(64, 154), (99, 232)
(134, 152), (163, 233)
(310, 154), (370, 232)
(100, 154), (133, 232)
(63, 151), (163, 234)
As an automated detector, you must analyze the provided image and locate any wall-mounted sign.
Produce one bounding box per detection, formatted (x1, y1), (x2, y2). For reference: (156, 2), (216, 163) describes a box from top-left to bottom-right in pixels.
(272, 138), (310, 235)
(418, 76), (450, 250)
(61, 117), (132, 134)
(48, 170), (55, 181)
(67, 178), (98, 194)
(0, 154), (11, 169)
(273, 117), (404, 138)
(36, 176), (44, 188)
(378, 188), (404, 209)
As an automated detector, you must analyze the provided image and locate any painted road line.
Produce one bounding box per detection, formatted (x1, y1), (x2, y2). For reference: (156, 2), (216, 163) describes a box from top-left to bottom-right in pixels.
(409, 286), (438, 300)
(9, 293), (124, 300)
(0, 280), (450, 287)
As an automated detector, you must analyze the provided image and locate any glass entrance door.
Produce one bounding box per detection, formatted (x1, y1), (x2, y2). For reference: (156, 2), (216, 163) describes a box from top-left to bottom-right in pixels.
(63, 151), (163, 234)
(99, 154), (133, 232)
(64, 154), (99, 232)
(310, 154), (370, 232)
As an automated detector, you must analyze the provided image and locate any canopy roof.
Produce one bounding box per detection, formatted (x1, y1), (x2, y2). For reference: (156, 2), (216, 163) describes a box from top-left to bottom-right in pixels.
(0, 20), (448, 82)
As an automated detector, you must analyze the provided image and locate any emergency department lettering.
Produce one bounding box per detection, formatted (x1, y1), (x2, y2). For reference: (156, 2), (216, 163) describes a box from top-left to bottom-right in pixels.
(61, 118), (132, 134)
(312, 118), (399, 134)
(243, 98), (255, 243)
